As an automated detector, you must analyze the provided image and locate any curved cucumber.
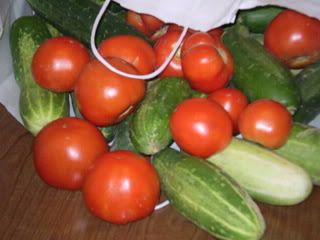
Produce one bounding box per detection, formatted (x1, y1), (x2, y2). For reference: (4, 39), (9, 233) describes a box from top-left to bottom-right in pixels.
(153, 147), (266, 240)
(207, 138), (313, 205)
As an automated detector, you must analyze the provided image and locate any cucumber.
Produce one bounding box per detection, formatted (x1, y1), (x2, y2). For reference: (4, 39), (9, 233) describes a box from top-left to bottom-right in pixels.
(153, 147), (266, 240)
(274, 123), (320, 185)
(237, 6), (283, 33)
(129, 77), (192, 155)
(222, 24), (300, 114)
(293, 61), (320, 123)
(26, 0), (150, 47)
(207, 138), (312, 205)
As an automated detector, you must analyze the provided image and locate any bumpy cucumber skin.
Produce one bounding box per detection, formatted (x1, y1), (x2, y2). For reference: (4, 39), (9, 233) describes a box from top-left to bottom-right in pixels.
(129, 77), (192, 155)
(207, 138), (312, 205)
(293, 62), (320, 123)
(274, 123), (320, 185)
(222, 24), (300, 114)
(153, 147), (265, 240)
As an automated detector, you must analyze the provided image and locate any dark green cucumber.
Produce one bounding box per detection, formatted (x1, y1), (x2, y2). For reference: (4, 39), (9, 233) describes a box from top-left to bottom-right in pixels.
(293, 61), (320, 123)
(222, 24), (300, 114)
(153, 147), (266, 240)
(274, 123), (320, 185)
(129, 77), (192, 155)
(238, 6), (283, 33)
(26, 0), (150, 47)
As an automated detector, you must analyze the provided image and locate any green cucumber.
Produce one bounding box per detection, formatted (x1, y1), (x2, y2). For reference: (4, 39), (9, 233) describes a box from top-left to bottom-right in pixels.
(26, 0), (150, 47)
(222, 24), (300, 114)
(274, 123), (320, 185)
(293, 61), (320, 123)
(153, 147), (266, 240)
(129, 77), (192, 155)
(207, 138), (312, 205)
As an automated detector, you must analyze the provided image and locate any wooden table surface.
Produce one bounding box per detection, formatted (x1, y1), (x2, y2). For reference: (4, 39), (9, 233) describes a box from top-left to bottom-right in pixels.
(0, 103), (319, 240)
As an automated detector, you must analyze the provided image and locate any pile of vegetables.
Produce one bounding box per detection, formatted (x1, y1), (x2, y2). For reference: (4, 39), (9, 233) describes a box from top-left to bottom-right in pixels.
(9, 0), (320, 239)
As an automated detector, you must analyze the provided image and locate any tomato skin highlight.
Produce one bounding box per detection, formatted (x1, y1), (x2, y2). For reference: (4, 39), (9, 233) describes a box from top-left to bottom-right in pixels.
(170, 98), (233, 158)
(33, 117), (108, 190)
(238, 99), (292, 149)
(82, 150), (160, 224)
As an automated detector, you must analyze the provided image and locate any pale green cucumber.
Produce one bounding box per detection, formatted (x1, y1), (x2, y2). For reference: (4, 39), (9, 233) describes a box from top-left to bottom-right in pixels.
(153, 147), (266, 240)
(206, 138), (313, 205)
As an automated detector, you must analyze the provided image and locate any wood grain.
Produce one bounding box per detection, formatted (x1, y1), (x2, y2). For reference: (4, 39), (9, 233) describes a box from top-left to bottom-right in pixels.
(0, 103), (319, 240)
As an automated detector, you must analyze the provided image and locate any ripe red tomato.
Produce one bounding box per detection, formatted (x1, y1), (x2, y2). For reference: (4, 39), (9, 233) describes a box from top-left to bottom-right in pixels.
(98, 35), (156, 74)
(33, 117), (108, 190)
(126, 10), (164, 37)
(181, 32), (234, 93)
(208, 88), (248, 134)
(82, 150), (160, 224)
(264, 9), (320, 69)
(170, 98), (233, 158)
(32, 36), (91, 92)
(238, 99), (292, 149)
(74, 57), (146, 126)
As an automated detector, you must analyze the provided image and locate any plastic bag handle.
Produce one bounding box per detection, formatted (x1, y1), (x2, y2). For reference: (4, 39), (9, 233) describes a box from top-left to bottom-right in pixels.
(90, 0), (188, 80)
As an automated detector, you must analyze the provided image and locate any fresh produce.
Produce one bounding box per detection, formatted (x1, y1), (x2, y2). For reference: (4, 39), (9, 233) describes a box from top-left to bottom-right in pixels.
(207, 138), (313, 205)
(274, 123), (320, 185)
(129, 77), (192, 155)
(170, 97), (233, 157)
(33, 117), (109, 190)
(264, 9), (320, 69)
(153, 147), (266, 240)
(293, 61), (320, 123)
(82, 150), (160, 224)
(222, 23), (300, 114)
(32, 36), (91, 92)
(238, 99), (292, 149)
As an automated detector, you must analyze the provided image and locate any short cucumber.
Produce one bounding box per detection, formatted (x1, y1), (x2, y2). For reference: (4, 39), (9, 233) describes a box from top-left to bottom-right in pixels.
(153, 147), (266, 240)
(274, 123), (320, 185)
(222, 24), (300, 114)
(207, 138), (312, 205)
(129, 77), (192, 155)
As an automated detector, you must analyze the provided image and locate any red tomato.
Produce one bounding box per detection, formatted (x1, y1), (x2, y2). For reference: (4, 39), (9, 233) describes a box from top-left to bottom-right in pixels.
(207, 27), (224, 40)
(264, 9), (320, 69)
(170, 98), (233, 158)
(208, 88), (248, 134)
(238, 99), (292, 149)
(74, 57), (146, 126)
(126, 10), (164, 37)
(82, 150), (160, 224)
(181, 32), (234, 93)
(32, 36), (90, 92)
(98, 35), (156, 74)
(33, 117), (108, 190)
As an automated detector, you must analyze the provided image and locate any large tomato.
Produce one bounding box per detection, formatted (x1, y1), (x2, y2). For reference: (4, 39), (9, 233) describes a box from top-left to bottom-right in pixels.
(98, 35), (156, 74)
(181, 32), (234, 93)
(264, 9), (320, 69)
(33, 117), (108, 190)
(32, 36), (91, 92)
(82, 150), (160, 224)
(238, 99), (292, 149)
(170, 98), (233, 158)
(74, 57), (146, 126)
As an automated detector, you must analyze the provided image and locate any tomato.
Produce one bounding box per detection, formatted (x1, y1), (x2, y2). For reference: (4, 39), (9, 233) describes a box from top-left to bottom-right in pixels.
(181, 32), (234, 93)
(207, 27), (224, 40)
(126, 10), (164, 37)
(238, 99), (292, 149)
(170, 98), (233, 158)
(32, 36), (90, 92)
(98, 35), (156, 74)
(208, 88), (248, 134)
(33, 117), (108, 190)
(264, 9), (320, 69)
(82, 150), (160, 224)
(74, 57), (146, 126)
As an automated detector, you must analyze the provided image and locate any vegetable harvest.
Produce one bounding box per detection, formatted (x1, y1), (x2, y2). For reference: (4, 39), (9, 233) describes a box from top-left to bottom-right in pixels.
(9, 1), (320, 240)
